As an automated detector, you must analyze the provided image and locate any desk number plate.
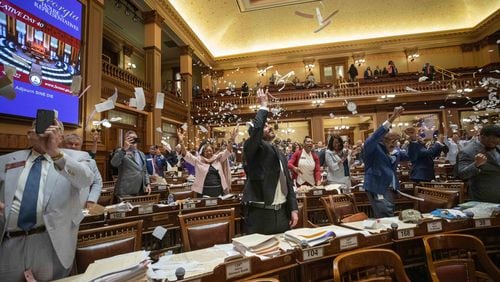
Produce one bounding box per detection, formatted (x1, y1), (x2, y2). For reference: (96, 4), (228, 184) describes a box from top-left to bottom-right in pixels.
(226, 258), (251, 279)
(109, 212), (125, 219)
(158, 185), (167, 190)
(340, 236), (358, 250)
(397, 229), (415, 239)
(205, 199), (218, 206)
(427, 221), (443, 232)
(138, 205), (153, 214)
(303, 246), (324, 261)
(404, 183), (413, 189)
(183, 203), (196, 209)
(313, 190), (323, 196)
(474, 219), (491, 227)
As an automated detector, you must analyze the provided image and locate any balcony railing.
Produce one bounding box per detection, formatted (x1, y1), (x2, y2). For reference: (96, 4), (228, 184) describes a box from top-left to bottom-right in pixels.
(192, 77), (482, 111)
(101, 61), (150, 91)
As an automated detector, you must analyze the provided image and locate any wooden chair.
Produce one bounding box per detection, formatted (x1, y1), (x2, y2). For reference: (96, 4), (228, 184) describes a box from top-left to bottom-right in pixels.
(418, 182), (465, 204)
(170, 190), (197, 201)
(414, 186), (459, 213)
(119, 194), (160, 205)
(178, 208), (235, 251)
(76, 220), (143, 273)
(97, 189), (114, 206)
(320, 194), (367, 225)
(423, 234), (500, 282)
(333, 248), (410, 282)
(97, 181), (116, 206)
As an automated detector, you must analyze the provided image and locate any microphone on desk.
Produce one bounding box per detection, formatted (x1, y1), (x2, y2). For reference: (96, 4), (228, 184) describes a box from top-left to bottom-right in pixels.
(390, 222), (398, 238)
(175, 267), (185, 280)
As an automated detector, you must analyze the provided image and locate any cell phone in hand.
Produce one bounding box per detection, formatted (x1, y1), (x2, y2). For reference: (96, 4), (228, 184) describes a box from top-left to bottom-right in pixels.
(35, 109), (55, 134)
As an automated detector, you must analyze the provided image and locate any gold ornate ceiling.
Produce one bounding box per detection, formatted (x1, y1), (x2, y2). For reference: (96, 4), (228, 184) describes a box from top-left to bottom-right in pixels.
(167, 0), (499, 58)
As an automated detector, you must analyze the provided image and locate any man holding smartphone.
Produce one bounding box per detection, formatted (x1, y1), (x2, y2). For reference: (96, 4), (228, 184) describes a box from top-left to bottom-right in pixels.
(111, 130), (151, 198)
(0, 117), (94, 281)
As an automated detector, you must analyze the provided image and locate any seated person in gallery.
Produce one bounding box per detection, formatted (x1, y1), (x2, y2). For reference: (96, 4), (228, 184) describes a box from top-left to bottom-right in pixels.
(305, 72), (316, 88)
(292, 76), (304, 89)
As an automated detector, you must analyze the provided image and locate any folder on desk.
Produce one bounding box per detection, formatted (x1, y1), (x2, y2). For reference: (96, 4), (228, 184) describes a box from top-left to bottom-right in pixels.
(284, 227), (335, 247)
(232, 234), (281, 256)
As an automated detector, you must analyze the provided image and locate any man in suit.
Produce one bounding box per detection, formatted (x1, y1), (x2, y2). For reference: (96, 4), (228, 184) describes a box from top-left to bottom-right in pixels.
(145, 145), (168, 177)
(243, 89), (298, 234)
(422, 63), (436, 81)
(362, 107), (405, 218)
(0, 119), (94, 281)
(457, 124), (500, 203)
(406, 128), (445, 183)
(62, 133), (103, 208)
(111, 130), (151, 197)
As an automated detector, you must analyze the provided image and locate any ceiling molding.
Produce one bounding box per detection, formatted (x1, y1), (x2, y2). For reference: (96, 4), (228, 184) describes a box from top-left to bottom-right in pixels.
(145, 1), (499, 70)
(146, 0), (215, 67)
(212, 16), (500, 69)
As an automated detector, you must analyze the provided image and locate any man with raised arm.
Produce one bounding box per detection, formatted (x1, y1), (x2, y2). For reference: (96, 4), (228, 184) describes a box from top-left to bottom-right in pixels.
(242, 89), (298, 234)
(362, 107), (405, 218)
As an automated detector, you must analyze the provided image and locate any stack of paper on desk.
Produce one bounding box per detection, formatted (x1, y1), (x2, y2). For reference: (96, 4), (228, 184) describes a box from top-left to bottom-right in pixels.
(232, 234), (281, 256)
(284, 227), (335, 247)
(81, 250), (149, 282)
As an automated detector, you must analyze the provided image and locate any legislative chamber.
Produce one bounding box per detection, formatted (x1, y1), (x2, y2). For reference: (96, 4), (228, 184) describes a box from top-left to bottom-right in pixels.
(0, 0), (499, 281)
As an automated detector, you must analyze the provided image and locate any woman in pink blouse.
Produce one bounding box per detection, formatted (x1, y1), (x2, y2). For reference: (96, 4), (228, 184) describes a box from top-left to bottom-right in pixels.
(177, 127), (237, 197)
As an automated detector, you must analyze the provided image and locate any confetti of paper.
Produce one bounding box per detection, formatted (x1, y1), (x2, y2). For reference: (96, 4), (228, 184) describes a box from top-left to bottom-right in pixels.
(134, 87), (146, 111)
(155, 92), (165, 109)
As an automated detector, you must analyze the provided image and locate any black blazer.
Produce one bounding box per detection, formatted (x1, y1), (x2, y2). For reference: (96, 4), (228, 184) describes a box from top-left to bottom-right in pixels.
(243, 109), (298, 213)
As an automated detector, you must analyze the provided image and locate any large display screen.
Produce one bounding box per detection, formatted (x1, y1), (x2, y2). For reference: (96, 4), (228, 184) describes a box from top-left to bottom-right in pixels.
(0, 0), (83, 124)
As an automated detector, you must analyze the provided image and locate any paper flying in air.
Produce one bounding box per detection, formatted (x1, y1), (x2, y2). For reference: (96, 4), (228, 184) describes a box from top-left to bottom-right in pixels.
(155, 127), (162, 133)
(110, 87), (118, 103)
(94, 99), (115, 113)
(155, 92), (165, 109)
(0, 66), (15, 100)
(198, 125), (208, 133)
(129, 98), (137, 107)
(70, 75), (82, 95)
(134, 87), (146, 111)
(181, 123), (188, 131)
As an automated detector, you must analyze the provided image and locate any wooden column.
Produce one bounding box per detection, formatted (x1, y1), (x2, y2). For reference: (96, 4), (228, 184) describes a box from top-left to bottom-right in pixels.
(82, 0), (104, 149)
(143, 11), (164, 146)
(180, 45), (194, 144)
(310, 115), (324, 143)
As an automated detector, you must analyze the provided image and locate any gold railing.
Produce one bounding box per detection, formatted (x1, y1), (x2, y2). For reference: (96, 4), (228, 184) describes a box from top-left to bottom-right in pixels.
(435, 65), (460, 80)
(192, 77), (481, 110)
(101, 61), (150, 91)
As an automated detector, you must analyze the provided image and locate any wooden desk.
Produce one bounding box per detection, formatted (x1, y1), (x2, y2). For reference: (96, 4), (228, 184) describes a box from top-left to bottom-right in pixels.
(150, 244), (297, 282)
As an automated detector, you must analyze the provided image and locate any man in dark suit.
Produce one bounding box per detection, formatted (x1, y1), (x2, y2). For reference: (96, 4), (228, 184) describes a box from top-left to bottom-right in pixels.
(406, 128), (445, 183)
(111, 130), (151, 198)
(145, 145), (167, 177)
(362, 107), (405, 218)
(243, 89), (298, 234)
(457, 124), (500, 203)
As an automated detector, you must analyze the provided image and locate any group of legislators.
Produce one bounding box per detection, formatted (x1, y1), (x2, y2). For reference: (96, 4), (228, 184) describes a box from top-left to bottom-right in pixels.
(0, 100), (499, 280)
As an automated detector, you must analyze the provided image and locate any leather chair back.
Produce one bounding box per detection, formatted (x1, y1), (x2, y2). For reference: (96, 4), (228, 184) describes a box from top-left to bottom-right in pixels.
(76, 220), (143, 273)
(320, 194), (363, 224)
(414, 186), (458, 213)
(333, 248), (410, 282)
(178, 208), (235, 251)
(423, 234), (500, 282)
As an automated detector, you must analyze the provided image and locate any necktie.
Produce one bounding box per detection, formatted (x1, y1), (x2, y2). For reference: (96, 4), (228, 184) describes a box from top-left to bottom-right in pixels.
(18, 156), (44, 231)
(135, 151), (142, 166)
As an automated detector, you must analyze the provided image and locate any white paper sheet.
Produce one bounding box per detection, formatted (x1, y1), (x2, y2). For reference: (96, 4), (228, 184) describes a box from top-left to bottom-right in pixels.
(95, 99), (115, 113)
(134, 87), (145, 110)
(155, 92), (164, 109)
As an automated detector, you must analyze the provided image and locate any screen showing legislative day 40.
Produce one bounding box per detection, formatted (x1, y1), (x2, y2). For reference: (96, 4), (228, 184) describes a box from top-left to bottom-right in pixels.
(0, 0), (82, 124)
